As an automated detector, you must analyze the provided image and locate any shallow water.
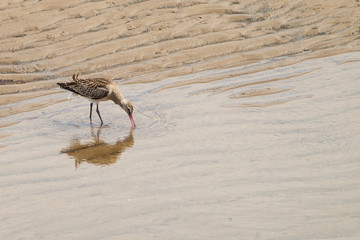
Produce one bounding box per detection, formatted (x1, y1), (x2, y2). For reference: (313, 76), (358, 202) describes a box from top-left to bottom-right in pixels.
(1, 0), (360, 239)
(1, 51), (360, 239)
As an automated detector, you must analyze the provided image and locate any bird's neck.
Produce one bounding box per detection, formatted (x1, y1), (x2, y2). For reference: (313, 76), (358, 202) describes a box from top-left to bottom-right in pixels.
(111, 88), (127, 108)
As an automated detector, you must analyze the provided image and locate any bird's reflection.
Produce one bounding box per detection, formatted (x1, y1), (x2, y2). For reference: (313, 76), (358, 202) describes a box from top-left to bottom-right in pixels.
(61, 126), (134, 168)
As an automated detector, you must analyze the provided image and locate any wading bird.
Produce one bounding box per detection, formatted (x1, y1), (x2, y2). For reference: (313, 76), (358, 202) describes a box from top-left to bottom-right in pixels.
(57, 74), (135, 128)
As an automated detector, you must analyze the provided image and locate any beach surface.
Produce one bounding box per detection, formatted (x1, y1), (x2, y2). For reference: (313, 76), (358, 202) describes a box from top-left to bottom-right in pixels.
(1, 0), (360, 239)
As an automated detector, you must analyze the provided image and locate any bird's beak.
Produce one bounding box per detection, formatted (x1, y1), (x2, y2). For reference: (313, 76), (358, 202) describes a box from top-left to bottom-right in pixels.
(128, 114), (136, 129)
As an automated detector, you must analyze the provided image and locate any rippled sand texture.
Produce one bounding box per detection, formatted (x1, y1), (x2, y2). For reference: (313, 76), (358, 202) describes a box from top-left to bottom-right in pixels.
(1, 0), (360, 240)
(1, 0), (360, 116)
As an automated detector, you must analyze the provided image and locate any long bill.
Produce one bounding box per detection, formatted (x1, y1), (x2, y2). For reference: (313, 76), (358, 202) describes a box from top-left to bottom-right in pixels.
(128, 114), (136, 128)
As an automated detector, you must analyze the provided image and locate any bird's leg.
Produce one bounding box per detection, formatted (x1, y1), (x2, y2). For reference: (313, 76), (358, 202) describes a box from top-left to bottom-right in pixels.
(96, 103), (104, 126)
(89, 103), (93, 124)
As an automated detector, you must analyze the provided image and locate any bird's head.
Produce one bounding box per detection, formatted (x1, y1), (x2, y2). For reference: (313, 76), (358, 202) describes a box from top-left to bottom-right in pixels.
(122, 101), (136, 128)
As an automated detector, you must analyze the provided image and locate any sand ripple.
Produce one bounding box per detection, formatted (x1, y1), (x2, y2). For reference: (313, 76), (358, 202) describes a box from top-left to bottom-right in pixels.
(0, 2), (360, 239)
(1, 0), (360, 117)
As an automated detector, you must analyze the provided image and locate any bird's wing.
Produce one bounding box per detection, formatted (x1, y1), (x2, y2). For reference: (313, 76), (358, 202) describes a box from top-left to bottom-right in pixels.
(58, 77), (110, 99)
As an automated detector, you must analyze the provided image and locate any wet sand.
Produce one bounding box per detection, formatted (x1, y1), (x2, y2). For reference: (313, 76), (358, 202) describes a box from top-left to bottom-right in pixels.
(1, 0), (360, 239)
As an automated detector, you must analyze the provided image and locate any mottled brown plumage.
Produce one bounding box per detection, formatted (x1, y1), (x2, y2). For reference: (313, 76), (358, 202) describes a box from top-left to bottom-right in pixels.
(57, 74), (135, 128)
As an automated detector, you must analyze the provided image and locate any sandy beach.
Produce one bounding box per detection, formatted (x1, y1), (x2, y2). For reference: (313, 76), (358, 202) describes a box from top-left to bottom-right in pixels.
(1, 0), (360, 239)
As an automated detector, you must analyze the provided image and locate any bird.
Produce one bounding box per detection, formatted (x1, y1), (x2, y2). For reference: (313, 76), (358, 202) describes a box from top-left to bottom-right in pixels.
(57, 74), (135, 128)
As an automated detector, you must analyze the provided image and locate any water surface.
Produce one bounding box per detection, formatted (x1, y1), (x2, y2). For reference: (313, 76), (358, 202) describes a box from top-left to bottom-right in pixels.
(1, 0), (360, 239)
(1, 52), (360, 239)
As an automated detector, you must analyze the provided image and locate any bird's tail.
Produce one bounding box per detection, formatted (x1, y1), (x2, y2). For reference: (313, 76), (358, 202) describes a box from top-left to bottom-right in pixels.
(57, 73), (80, 89)
(57, 82), (80, 96)
(57, 82), (67, 89)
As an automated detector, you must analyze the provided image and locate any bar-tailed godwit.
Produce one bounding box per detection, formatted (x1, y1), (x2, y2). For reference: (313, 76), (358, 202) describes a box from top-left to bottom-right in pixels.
(57, 74), (135, 128)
